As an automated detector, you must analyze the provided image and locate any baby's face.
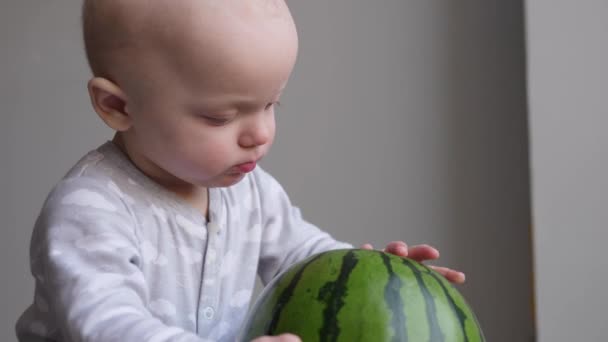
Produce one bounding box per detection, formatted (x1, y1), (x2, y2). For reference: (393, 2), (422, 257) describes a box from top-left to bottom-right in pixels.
(119, 0), (298, 188)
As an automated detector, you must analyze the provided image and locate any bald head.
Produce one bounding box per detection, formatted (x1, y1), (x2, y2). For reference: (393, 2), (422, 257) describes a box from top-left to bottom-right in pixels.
(82, 0), (298, 82)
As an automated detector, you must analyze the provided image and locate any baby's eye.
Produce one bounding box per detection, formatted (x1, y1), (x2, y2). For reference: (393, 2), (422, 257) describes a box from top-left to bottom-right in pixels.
(201, 115), (232, 126)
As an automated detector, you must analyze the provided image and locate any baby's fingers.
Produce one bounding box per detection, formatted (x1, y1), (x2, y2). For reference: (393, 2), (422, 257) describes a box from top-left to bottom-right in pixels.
(251, 333), (302, 342)
(360, 243), (374, 250)
(429, 265), (466, 284)
(407, 244), (439, 262)
(383, 241), (409, 257)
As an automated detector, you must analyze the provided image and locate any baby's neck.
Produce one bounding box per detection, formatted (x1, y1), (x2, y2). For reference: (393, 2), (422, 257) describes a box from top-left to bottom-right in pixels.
(111, 133), (209, 219)
(174, 186), (210, 219)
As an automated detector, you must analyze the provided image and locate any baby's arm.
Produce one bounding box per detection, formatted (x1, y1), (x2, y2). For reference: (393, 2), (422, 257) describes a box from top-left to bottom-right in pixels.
(17, 178), (204, 342)
(252, 169), (352, 285)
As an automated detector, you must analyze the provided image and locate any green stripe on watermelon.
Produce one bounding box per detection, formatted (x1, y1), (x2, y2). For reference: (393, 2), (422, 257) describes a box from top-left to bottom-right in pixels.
(317, 250), (359, 341)
(402, 259), (447, 341)
(243, 251), (328, 339)
(380, 252), (407, 341)
(391, 257), (433, 340)
(332, 250), (394, 341)
(413, 262), (485, 342)
(272, 249), (349, 340)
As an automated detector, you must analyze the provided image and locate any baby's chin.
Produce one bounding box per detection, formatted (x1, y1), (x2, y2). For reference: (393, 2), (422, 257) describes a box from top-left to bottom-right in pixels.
(195, 171), (248, 189)
(219, 173), (248, 187)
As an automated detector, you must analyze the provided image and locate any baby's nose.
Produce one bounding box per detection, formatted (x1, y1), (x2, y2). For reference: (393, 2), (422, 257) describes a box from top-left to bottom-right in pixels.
(239, 117), (273, 148)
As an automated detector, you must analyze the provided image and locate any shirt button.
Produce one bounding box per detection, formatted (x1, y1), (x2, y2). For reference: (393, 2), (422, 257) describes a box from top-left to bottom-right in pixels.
(202, 306), (215, 320)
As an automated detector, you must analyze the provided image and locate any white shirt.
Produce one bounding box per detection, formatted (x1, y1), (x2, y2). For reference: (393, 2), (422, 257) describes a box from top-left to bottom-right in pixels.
(16, 141), (352, 342)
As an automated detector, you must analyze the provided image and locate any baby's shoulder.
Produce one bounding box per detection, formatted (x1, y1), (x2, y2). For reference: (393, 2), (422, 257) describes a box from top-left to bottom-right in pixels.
(43, 172), (128, 217)
(44, 146), (139, 214)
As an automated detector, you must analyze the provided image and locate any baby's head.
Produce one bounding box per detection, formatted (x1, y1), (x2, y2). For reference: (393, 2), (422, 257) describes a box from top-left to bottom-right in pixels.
(82, 0), (298, 189)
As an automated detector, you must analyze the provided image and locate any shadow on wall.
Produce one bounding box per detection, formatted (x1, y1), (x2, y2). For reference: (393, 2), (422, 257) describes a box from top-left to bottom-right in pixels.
(443, 1), (534, 342)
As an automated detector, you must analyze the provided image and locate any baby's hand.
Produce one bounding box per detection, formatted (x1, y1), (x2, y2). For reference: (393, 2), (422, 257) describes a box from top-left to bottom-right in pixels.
(251, 333), (301, 342)
(361, 241), (466, 284)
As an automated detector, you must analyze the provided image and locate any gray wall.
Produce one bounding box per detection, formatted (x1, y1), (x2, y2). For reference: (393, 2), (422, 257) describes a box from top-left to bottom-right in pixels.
(1, 1), (533, 341)
(1, 1), (112, 340)
(525, 1), (608, 341)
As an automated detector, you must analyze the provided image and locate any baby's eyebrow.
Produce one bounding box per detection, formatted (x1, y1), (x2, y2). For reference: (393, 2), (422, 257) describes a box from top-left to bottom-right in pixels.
(216, 93), (284, 107)
(189, 99), (258, 114)
(193, 85), (285, 109)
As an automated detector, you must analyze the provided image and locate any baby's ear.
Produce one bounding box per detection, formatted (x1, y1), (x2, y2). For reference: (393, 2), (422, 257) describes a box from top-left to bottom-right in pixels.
(87, 77), (131, 131)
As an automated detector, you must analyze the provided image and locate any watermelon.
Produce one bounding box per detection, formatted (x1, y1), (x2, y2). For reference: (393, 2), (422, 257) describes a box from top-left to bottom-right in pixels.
(240, 248), (485, 342)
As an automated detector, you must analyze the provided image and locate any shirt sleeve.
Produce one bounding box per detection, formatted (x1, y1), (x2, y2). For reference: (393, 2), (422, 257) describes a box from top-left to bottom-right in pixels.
(18, 177), (206, 342)
(253, 168), (353, 285)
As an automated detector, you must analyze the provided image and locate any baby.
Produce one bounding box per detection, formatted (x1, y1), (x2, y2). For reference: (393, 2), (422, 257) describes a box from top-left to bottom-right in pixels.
(16, 1), (464, 341)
